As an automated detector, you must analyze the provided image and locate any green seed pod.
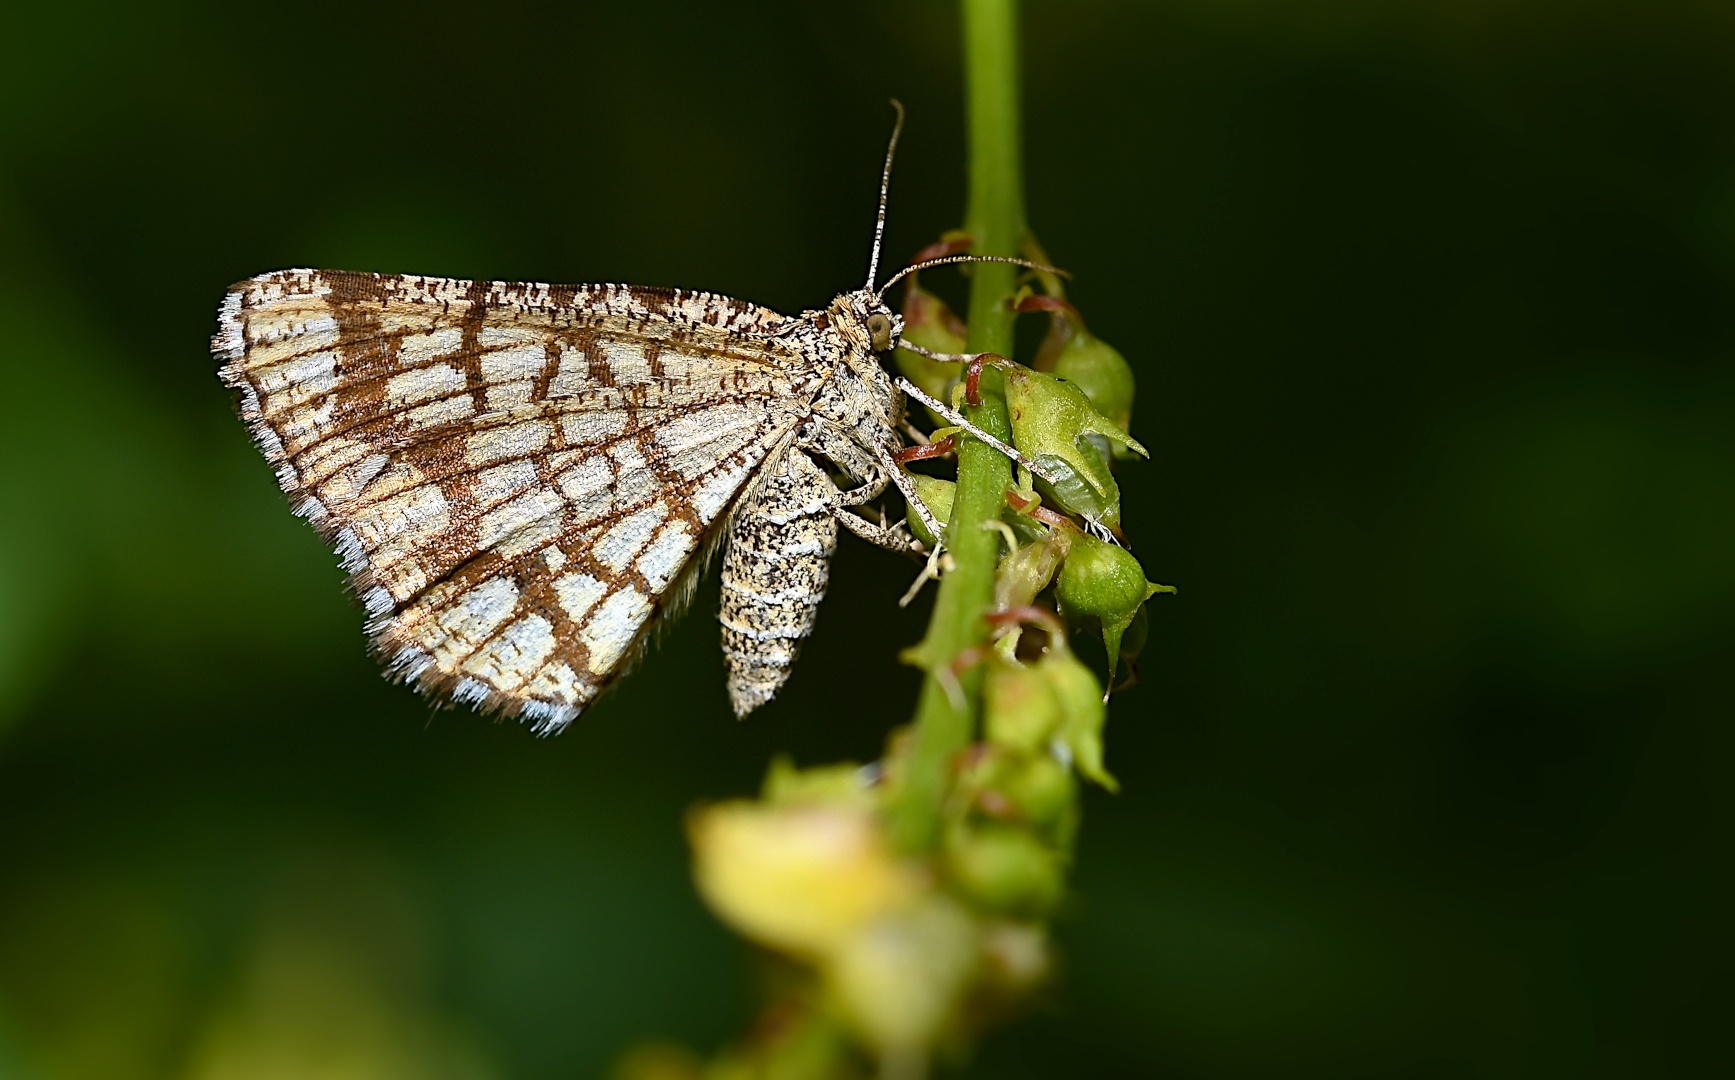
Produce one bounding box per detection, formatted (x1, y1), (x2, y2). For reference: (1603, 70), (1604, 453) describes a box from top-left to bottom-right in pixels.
(1039, 644), (1118, 793)
(983, 661), (1062, 754)
(1054, 532), (1175, 691)
(944, 820), (1065, 914)
(1026, 297), (1139, 460)
(902, 474), (954, 550)
(957, 744), (1078, 849)
(997, 753), (1078, 845)
(1000, 364), (1145, 529)
(992, 531), (1069, 613)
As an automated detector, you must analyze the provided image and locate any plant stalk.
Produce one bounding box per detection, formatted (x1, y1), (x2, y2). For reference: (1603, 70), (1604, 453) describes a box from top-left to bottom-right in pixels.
(889, 0), (1026, 853)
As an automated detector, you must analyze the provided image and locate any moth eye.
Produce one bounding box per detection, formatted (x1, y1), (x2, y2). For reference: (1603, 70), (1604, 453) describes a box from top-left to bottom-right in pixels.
(866, 312), (893, 352)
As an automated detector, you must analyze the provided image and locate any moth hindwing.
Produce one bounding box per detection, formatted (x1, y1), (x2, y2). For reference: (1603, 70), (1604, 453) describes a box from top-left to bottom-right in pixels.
(215, 271), (914, 731)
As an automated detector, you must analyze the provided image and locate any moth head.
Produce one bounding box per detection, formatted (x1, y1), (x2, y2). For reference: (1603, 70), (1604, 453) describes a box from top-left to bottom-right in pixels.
(826, 291), (903, 365)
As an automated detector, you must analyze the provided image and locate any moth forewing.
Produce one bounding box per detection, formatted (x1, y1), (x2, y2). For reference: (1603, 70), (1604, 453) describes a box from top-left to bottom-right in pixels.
(216, 269), (912, 731)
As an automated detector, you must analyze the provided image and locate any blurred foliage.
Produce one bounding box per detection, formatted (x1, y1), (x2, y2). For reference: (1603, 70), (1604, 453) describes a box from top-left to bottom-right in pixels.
(2, 0), (1731, 1077)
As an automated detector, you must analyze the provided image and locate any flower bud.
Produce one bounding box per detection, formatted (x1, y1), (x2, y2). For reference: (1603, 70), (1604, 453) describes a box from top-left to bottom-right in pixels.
(992, 531), (1069, 613)
(983, 661), (1061, 754)
(1039, 431), (1121, 529)
(895, 277), (968, 427)
(996, 753), (1077, 836)
(902, 474), (954, 550)
(1040, 642), (1117, 792)
(980, 921), (1052, 996)
(944, 820), (1065, 914)
(956, 738), (1078, 845)
(688, 799), (918, 957)
(1026, 297), (1138, 460)
(1054, 531), (1174, 690)
(1055, 336), (1137, 460)
(998, 364), (1144, 529)
(980, 611), (1121, 792)
(827, 897), (978, 1055)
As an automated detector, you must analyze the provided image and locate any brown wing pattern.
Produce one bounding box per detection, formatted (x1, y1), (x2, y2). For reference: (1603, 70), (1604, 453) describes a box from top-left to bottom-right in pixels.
(215, 269), (812, 731)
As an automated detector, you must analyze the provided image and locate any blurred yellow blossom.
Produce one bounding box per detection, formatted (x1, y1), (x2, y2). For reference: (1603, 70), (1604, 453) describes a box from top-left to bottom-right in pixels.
(826, 897), (979, 1055)
(689, 798), (921, 958)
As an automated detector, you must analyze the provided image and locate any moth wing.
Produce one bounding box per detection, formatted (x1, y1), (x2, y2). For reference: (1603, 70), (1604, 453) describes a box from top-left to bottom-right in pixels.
(216, 269), (810, 731)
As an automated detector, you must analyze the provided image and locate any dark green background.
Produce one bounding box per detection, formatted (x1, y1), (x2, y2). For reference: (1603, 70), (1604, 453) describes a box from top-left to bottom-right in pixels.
(1, 1), (1729, 1077)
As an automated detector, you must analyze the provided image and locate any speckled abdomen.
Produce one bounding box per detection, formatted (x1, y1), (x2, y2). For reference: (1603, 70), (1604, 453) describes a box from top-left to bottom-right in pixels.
(719, 448), (840, 716)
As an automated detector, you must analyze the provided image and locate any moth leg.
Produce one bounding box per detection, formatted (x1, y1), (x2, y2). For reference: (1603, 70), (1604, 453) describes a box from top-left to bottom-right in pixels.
(829, 474), (889, 507)
(815, 436), (947, 546)
(821, 470), (916, 553)
(795, 416), (881, 483)
(833, 502), (916, 553)
(795, 419), (921, 553)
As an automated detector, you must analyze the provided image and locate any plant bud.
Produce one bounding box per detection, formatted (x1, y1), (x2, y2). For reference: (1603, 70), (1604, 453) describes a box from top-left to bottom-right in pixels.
(1026, 297), (1138, 460)
(944, 820), (1065, 914)
(761, 754), (872, 807)
(1054, 532), (1174, 689)
(992, 531), (1069, 613)
(997, 753), (1077, 836)
(827, 897), (979, 1055)
(981, 613), (1121, 792)
(980, 921), (1053, 996)
(902, 474), (954, 550)
(999, 364), (1145, 529)
(1041, 431), (1120, 528)
(1055, 336), (1137, 459)
(688, 800), (918, 957)
(983, 661), (1061, 754)
(895, 277), (968, 427)
(1040, 643), (1117, 792)
(956, 736), (1078, 846)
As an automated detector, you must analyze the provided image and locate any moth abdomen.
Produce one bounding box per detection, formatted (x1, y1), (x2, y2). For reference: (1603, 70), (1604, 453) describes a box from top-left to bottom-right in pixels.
(719, 448), (841, 717)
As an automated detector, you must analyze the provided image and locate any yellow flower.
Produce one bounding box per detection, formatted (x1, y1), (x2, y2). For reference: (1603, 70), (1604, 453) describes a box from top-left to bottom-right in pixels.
(689, 801), (920, 957)
(827, 897), (979, 1054)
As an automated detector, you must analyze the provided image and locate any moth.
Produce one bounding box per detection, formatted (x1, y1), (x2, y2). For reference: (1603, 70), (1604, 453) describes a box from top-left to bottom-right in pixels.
(214, 106), (1046, 731)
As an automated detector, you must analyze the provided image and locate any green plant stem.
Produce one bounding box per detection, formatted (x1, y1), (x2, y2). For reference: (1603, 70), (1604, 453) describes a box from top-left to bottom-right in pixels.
(890, 0), (1026, 854)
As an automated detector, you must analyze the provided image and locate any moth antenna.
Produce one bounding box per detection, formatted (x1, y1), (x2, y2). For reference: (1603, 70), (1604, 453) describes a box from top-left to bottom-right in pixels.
(866, 99), (907, 292)
(875, 253), (1069, 301)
